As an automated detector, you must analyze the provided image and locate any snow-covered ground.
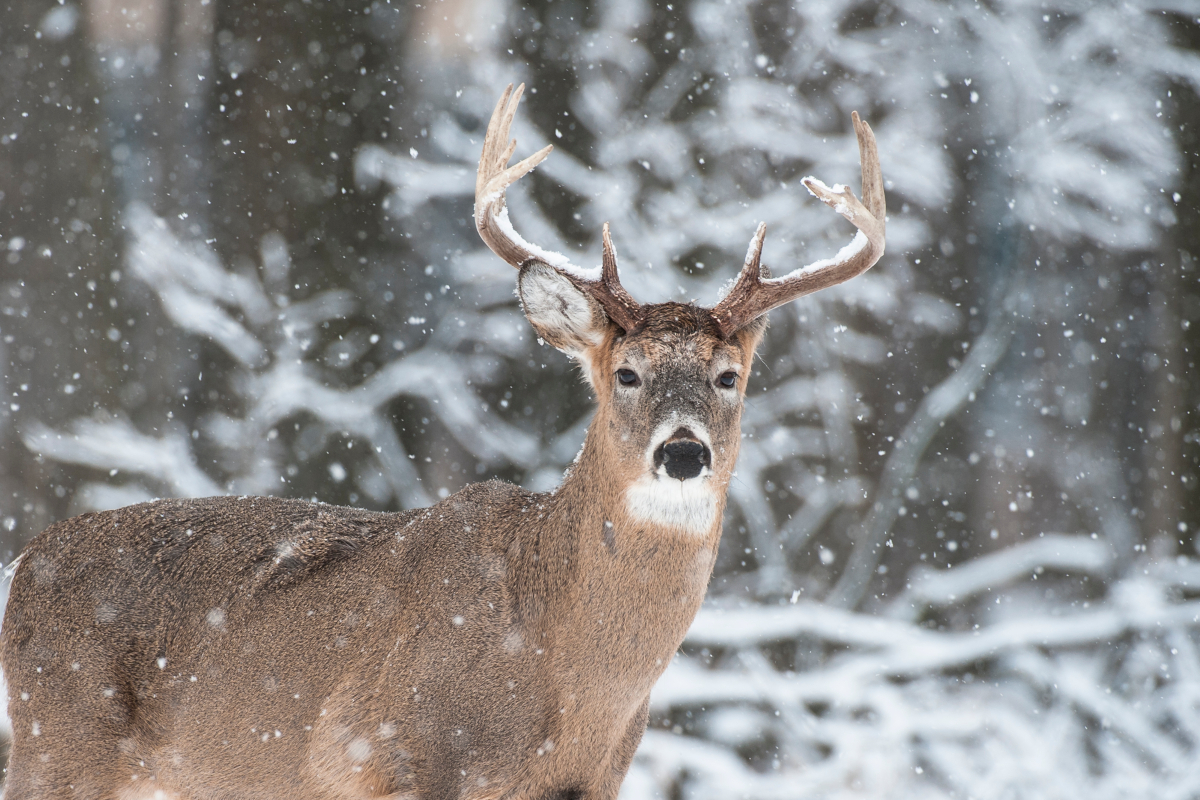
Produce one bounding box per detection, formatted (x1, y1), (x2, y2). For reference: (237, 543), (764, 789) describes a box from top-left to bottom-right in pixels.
(628, 541), (1200, 798)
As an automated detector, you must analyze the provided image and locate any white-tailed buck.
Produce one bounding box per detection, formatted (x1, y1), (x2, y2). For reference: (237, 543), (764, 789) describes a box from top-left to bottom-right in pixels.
(1, 85), (884, 799)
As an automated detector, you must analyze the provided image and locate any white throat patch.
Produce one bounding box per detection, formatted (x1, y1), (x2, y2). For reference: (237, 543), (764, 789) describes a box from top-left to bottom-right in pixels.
(625, 472), (718, 536)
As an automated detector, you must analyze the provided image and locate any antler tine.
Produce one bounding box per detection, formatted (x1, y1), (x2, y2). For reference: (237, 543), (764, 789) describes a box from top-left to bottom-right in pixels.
(475, 85), (644, 334)
(600, 223), (644, 334)
(710, 111), (886, 339)
(853, 111), (886, 222)
(475, 84), (555, 269)
(743, 222), (768, 278)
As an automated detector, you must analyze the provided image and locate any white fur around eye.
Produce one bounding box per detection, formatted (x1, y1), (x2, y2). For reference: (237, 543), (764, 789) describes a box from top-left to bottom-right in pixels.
(518, 264), (605, 354)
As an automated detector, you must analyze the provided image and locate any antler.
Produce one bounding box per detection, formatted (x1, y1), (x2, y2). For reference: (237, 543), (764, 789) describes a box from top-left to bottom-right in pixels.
(710, 111), (886, 339)
(475, 84), (643, 334)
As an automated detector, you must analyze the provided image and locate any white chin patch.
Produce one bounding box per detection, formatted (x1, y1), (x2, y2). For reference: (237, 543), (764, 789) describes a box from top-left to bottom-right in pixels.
(625, 470), (718, 535)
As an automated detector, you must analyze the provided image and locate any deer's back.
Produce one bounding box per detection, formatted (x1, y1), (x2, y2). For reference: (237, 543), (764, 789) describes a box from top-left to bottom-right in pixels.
(4, 495), (423, 669)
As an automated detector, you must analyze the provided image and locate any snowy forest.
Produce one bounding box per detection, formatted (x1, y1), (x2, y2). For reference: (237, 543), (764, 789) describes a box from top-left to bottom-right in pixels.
(1, 0), (1200, 795)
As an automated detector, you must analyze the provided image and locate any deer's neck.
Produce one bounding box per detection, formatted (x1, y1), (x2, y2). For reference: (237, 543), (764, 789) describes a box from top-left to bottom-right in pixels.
(528, 417), (725, 665)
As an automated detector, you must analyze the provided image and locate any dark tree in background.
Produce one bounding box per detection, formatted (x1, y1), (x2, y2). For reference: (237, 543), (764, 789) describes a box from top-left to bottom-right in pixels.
(1, 0), (1199, 795)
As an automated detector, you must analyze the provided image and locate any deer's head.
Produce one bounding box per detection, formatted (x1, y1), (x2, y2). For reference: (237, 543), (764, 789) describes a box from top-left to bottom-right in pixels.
(476, 85), (885, 534)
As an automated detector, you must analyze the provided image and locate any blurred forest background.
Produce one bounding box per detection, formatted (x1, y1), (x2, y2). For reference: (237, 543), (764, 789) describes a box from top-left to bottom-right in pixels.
(2, 0), (1200, 796)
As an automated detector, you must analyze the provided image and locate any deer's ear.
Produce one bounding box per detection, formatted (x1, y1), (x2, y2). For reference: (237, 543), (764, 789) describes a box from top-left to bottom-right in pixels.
(518, 261), (609, 357)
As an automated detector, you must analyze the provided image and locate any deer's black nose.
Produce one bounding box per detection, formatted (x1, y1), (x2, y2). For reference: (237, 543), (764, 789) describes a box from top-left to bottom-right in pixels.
(654, 436), (711, 481)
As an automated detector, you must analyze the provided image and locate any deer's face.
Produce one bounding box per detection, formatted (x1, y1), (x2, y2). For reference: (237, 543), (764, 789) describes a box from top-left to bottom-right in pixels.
(604, 303), (760, 480)
(519, 264), (765, 533)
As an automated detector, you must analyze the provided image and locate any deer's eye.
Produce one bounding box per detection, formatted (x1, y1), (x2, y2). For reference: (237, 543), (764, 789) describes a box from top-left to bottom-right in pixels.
(718, 371), (738, 388)
(617, 368), (640, 386)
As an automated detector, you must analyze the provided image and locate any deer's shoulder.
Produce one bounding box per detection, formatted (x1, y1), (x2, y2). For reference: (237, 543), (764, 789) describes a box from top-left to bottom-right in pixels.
(402, 479), (541, 543)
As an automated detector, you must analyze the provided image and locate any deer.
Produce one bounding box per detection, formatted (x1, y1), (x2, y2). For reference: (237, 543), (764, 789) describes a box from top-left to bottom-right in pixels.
(0, 84), (884, 800)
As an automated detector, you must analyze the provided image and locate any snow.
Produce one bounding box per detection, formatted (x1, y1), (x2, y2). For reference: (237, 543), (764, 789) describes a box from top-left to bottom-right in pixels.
(763, 231), (870, 288)
(23, 418), (223, 498)
(491, 205), (603, 283)
(633, 559), (1200, 799)
(898, 534), (1112, 614)
(0, 554), (22, 738)
(23, 204), (539, 510)
(355, 145), (474, 216)
(1, 0), (1195, 795)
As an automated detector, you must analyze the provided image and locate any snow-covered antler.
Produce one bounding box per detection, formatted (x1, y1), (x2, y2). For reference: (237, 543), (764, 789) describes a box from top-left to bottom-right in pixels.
(475, 84), (644, 334)
(710, 112), (886, 339)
